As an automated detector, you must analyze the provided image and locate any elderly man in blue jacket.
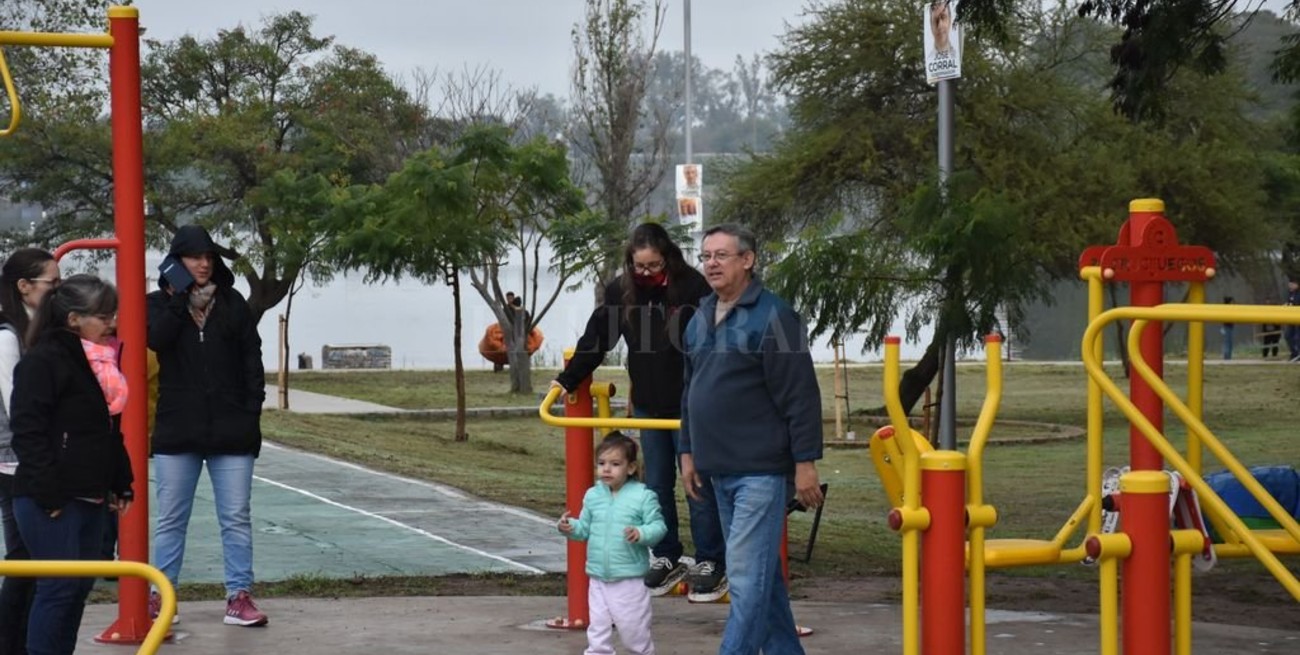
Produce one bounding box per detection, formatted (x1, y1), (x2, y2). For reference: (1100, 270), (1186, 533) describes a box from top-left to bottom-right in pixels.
(680, 223), (824, 655)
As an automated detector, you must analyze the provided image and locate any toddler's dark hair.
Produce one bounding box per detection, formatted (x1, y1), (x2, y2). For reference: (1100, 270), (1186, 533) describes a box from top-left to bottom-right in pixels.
(597, 431), (640, 478)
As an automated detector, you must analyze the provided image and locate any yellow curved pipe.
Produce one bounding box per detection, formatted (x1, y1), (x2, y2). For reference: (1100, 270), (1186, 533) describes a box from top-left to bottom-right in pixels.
(966, 336), (1002, 655)
(0, 48), (18, 137)
(883, 340), (920, 655)
(1081, 266), (1105, 535)
(538, 385), (681, 431)
(0, 559), (174, 653)
(1081, 304), (1300, 600)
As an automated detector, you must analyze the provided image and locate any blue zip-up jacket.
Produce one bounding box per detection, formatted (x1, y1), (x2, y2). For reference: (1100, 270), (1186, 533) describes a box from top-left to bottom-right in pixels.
(680, 278), (823, 476)
(561, 479), (667, 581)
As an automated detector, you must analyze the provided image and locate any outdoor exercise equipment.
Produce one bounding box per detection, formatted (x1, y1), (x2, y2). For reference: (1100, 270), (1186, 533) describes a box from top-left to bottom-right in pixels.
(873, 198), (1299, 655)
(0, 6), (173, 645)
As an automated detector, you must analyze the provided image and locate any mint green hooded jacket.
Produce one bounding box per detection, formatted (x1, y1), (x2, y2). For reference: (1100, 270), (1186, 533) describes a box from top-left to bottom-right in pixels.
(561, 479), (667, 581)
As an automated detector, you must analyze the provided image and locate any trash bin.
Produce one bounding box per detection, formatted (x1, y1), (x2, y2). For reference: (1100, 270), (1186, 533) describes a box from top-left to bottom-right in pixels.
(297, 353), (313, 370)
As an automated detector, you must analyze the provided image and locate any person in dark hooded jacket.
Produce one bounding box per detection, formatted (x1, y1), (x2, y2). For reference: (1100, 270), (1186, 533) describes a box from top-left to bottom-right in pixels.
(146, 225), (268, 627)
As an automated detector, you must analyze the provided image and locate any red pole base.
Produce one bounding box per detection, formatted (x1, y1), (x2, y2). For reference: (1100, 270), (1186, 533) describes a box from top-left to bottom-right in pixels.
(94, 618), (172, 644)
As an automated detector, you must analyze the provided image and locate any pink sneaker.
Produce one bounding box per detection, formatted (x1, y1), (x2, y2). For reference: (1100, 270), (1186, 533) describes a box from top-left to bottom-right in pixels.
(148, 590), (179, 625)
(223, 591), (268, 627)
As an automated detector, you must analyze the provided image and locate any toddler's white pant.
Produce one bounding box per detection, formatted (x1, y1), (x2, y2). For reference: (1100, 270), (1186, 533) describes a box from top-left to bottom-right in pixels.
(585, 577), (655, 655)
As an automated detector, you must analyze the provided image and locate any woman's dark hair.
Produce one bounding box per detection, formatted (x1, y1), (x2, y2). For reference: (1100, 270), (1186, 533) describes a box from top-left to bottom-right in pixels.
(0, 248), (55, 343)
(27, 274), (117, 348)
(619, 222), (694, 325)
(596, 431), (640, 479)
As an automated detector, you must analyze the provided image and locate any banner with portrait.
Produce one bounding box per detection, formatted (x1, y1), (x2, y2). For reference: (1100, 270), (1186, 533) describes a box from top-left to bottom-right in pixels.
(923, 0), (962, 84)
(675, 163), (702, 230)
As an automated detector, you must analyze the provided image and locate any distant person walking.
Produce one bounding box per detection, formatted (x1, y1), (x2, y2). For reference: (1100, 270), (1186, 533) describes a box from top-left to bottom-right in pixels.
(553, 222), (727, 601)
(147, 225), (268, 627)
(11, 275), (133, 655)
(1221, 297), (1235, 360)
(557, 432), (666, 655)
(680, 223), (824, 655)
(1287, 281), (1300, 362)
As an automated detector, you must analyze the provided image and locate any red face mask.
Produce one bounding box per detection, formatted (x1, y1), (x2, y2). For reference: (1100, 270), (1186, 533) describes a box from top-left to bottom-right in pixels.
(633, 271), (668, 288)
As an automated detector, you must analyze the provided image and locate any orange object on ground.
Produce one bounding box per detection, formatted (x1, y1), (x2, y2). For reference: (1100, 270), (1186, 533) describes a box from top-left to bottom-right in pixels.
(478, 323), (544, 365)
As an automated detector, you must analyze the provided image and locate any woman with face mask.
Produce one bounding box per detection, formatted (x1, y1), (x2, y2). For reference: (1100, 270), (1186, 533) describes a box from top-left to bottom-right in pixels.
(552, 222), (728, 602)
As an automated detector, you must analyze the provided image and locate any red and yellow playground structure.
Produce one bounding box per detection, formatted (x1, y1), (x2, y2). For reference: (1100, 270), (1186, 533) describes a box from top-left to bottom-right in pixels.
(871, 198), (1300, 654)
(538, 360), (814, 634)
(0, 7), (175, 653)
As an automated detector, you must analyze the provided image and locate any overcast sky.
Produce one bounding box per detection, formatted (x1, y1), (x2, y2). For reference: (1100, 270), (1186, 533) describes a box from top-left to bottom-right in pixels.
(130, 1), (811, 97)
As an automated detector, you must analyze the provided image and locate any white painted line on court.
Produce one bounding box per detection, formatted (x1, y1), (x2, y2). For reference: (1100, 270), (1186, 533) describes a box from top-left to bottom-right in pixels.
(252, 474), (546, 574)
(262, 441), (553, 526)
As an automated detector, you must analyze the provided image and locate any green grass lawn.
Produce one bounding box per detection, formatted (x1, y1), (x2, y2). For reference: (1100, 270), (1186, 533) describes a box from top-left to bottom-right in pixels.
(265, 361), (1300, 585)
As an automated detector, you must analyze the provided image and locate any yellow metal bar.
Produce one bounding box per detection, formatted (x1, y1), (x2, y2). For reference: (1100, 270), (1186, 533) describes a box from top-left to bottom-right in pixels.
(591, 383), (615, 437)
(1186, 282), (1205, 474)
(883, 339), (919, 655)
(0, 48), (18, 136)
(1049, 495), (1096, 550)
(1170, 530), (1203, 655)
(1081, 304), (1300, 600)
(1081, 266), (1105, 535)
(0, 31), (114, 49)
(539, 386), (679, 431)
(0, 559), (173, 654)
(966, 337), (1002, 655)
(1100, 556), (1119, 655)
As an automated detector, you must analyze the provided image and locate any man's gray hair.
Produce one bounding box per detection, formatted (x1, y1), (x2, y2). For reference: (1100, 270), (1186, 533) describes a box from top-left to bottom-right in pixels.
(703, 223), (758, 255)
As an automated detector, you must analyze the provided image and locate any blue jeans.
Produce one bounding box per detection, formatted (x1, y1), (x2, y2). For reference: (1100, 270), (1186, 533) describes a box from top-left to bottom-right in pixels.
(1221, 325), (1234, 360)
(1287, 325), (1300, 359)
(153, 453), (255, 599)
(712, 474), (802, 655)
(0, 474), (34, 655)
(13, 497), (105, 655)
(634, 410), (725, 567)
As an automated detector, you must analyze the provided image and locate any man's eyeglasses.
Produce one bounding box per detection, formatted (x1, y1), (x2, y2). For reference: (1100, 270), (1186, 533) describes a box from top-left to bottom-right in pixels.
(28, 277), (60, 286)
(633, 260), (666, 274)
(697, 251), (738, 264)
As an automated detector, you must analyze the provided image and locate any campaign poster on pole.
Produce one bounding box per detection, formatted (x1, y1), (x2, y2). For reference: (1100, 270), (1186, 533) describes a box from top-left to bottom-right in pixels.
(923, 0), (962, 85)
(676, 163), (702, 231)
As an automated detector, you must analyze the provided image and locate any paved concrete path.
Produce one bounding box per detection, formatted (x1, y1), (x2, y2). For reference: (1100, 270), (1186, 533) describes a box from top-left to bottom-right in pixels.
(76, 596), (1300, 655)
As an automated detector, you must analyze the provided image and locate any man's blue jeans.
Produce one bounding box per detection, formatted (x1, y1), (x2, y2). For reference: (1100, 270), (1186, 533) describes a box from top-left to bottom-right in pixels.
(635, 410), (725, 567)
(153, 453), (255, 599)
(13, 497), (105, 655)
(712, 474), (803, 655)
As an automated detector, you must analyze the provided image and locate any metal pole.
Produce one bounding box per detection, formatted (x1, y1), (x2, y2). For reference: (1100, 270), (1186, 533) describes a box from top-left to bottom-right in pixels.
(937, 77), (957, 450)
(683, 0), (693, 164)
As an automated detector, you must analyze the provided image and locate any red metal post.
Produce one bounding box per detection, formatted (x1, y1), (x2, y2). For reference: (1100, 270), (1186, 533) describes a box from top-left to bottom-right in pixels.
(1121, 471), (1172, 655)
(546, 360), (593, 630)
(920, 451), (966, 655)
(96, 6), (152, 643)
(1125, 200), (1165, 471)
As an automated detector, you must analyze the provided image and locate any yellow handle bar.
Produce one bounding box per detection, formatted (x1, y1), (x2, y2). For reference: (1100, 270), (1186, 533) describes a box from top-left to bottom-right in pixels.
(538, 385), (681, 431)
(0, 559), (175, 654)
(0, 48), (19, 137)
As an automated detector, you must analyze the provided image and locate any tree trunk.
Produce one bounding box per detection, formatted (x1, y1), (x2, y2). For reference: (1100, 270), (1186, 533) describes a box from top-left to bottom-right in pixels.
(451, 271), (469, 441)
(899, 338), (944, 415)
(507, 307), (533, 394)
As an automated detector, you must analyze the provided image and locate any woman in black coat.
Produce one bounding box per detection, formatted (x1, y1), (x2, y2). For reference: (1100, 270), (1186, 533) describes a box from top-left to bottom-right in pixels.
(146, 225), (267, 626)
(11, 275), (132, 655)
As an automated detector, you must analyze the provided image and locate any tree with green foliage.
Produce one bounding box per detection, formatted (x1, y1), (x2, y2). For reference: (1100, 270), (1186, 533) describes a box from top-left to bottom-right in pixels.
(0, 11), (427, 326)
(714, 0), (1280, 414)
(333, 126), (594, 437)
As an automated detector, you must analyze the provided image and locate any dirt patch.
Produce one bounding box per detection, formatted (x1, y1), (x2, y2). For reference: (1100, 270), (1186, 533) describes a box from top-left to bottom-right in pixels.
(791, 570), (1300, 631)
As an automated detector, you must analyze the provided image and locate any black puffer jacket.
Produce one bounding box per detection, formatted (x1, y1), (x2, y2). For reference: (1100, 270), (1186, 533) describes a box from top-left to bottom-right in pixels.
(11, 329), (134, 511)
(556, 269), (711, 418)
(147, 226), (264, 456)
